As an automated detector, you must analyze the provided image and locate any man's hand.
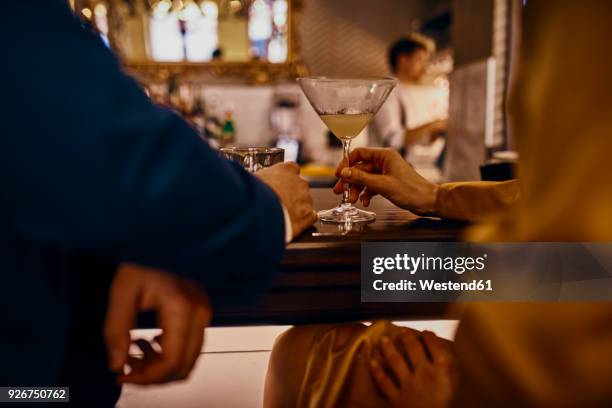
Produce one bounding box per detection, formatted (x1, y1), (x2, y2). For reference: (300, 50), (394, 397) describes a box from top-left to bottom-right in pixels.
(369, 330), (458, 408)
(333, 148), (439, 215)
(256, 162), (318, 239)
(104, 264), (211, 385)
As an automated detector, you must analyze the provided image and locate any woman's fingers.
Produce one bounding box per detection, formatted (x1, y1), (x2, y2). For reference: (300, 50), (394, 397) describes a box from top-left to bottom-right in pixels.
(380, 336), (411, 384)
(334, 162), (376, 198)
(333, 178), (343, 194)
(369, 358), (400, 402)
(334, 156), (350, 178)
(360, 188), (378, 207)
(339, 167), (377, 187)
(348, 185), (363, 203)
(348, 147), (393, 169)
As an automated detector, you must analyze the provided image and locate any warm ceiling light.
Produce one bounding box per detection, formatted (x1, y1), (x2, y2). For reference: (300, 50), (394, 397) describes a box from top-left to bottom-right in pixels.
(229, 0), (242, 13)
(81, 7), (92, 19)
(172, 0), (184, 11)
(152, 0), (172, 18)
(200, 0), (218, 18)
(178, 0), (201, 21)
(94, 3), (107, 17)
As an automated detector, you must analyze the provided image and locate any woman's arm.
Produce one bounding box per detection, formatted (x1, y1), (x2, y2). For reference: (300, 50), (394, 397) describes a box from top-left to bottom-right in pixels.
(333, 148), (520, 221)
(436, 180), (520, 221)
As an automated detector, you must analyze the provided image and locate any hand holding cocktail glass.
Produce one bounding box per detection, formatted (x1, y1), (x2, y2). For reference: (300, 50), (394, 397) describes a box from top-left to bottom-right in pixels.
(332, 147), (439, 216)
(298, 77), (396, 223)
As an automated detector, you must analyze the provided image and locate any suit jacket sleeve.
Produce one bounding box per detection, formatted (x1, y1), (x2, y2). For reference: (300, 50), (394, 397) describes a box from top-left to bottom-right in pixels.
(1, 1), (285, 293)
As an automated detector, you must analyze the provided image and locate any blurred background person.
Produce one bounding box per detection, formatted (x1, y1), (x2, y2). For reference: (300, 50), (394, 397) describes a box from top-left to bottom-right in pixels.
(369, 35), (449, 182)
(368, 33), (448, 181)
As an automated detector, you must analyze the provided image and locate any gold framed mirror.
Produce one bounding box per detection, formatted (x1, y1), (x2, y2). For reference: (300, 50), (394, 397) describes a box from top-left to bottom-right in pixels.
(73, 0), (307, 83)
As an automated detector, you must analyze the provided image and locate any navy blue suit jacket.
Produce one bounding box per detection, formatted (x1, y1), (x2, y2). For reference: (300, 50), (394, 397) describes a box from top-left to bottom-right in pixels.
(0, 1), (285, 405)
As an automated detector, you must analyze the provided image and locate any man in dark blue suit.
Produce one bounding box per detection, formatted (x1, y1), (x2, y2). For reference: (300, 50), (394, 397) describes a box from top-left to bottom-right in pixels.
(0, 1), (317, 406)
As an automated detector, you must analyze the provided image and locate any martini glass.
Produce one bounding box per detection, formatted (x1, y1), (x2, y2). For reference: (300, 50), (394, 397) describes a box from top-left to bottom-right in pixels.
(298, 77), (396, 223)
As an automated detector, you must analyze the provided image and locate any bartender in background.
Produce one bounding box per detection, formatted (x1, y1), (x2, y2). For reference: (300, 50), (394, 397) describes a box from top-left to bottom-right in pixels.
(369, 35), (448, 181)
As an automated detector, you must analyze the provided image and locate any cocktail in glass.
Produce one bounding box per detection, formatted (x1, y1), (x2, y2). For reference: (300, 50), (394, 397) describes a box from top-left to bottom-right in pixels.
(298, 77), (396, 223)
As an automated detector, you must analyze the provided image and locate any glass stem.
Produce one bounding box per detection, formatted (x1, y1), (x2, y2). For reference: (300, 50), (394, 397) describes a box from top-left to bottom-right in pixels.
(341, 138), (351, 206)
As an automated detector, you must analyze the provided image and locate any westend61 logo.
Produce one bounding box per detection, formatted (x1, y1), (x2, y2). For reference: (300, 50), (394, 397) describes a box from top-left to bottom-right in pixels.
(362, 242), (612, 302)
(372, 253), (488, 275)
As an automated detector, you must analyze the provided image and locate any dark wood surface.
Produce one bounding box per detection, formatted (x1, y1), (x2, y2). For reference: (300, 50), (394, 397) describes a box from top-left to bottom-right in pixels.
(212, 188), (467, 326)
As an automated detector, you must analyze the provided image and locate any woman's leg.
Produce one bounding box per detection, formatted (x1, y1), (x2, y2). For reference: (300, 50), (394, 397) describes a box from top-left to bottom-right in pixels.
(264, 323), (368, 408)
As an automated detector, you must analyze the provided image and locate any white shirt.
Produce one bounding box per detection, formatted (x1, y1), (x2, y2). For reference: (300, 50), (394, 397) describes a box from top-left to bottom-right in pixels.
(282, 205), (293, 244)
(369, 83), (448, 181)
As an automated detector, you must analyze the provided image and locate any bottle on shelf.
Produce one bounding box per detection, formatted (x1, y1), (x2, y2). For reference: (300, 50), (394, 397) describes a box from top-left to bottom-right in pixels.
(221, 109), (236, 147)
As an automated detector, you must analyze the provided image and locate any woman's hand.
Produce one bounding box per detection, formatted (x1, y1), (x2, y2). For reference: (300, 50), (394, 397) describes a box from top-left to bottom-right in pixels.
(369, 330), (458, 408)
(333, 148), (439, 215)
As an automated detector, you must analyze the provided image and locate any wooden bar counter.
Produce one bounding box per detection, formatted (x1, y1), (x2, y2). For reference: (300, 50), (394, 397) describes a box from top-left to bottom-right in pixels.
(211, 188), (468, 326)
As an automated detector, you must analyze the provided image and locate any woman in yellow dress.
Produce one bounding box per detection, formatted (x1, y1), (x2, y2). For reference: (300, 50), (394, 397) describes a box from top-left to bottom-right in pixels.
(264, 1), (612, 406)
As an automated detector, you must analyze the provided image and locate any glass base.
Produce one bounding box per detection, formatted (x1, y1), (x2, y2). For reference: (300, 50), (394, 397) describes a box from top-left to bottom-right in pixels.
(318, 203), (376, 223)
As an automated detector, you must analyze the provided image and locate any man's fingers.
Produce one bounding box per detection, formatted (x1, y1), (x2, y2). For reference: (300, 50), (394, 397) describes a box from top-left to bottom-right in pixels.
(178, 283), (210, 377)
(106, 266), (213, 386)
(275, 161), (300, 174)
(309, 209), (319, 225)
(154, 296), (194, 381)
(263, 161), (300, 176)
(104, 266), (139, 373)
(180, 308), (209, 378)
(120, 296), (193, 384)
(124, 356), (148, 375)
(135, 339), (157, 360)
(369, 358), (399, 401)
(380, 336), (411, 384)
(120, 339), (159, 380)
(122, 298), (210, 385)
(421, 331), (453, 366)
(294, 192), (319, 235)
(285, 161), (300, 174)
(399, 330), (428, 371)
